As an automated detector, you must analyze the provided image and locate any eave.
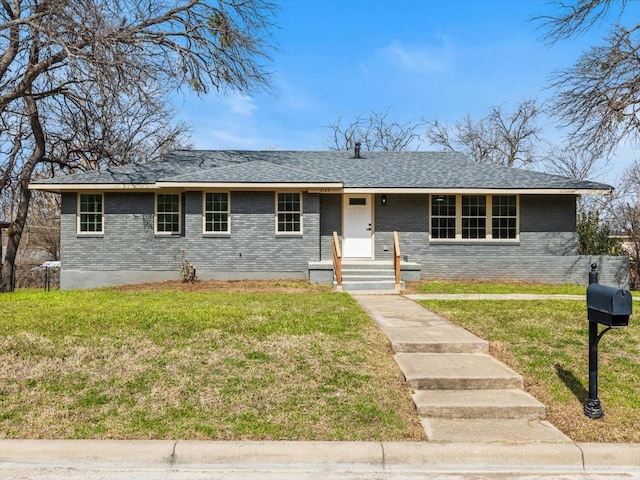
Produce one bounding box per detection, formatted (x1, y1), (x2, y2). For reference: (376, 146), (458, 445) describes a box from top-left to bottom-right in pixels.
(29, 183), (157, 193)
(29, 183), (612, 196)
(343, 187), (613, 195)
(156, 181), (344, 190)
(28, 182), (345, 193)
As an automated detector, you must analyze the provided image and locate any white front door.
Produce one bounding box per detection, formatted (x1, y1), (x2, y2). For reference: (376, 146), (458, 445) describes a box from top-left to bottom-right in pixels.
(343, 195), (373, 258)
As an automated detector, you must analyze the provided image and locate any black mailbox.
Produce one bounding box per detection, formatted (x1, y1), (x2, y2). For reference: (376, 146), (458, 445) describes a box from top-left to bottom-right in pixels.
(586, 283), (632, 327)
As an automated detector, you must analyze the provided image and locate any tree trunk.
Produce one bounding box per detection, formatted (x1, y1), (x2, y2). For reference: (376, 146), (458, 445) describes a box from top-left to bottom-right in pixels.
(1, 93), (45, 292)
(0, 178), (33, 292)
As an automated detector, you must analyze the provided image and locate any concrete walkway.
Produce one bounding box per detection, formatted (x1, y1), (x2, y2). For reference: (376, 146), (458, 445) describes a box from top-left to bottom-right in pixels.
(352, 294), (570, 443)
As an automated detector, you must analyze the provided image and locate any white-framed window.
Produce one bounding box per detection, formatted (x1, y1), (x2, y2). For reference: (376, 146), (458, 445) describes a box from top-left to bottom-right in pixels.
(155, 193), (181, 234)
(77, 193), (104, 234)
(492, 195), (518, 239)
(429, 194), (519, 241)
(462, 195), (487, 239)
(276, 192), (302, 234)
(430, 195), (456, 239)
(203, 192), (230, 234)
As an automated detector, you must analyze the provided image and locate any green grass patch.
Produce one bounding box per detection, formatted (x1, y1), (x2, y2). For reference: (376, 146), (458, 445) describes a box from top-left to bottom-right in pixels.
(413, 280), (640, 296)
(413, 280), (588, 295)
(0, 288), (424, 441)
(419, 299), (640, 442)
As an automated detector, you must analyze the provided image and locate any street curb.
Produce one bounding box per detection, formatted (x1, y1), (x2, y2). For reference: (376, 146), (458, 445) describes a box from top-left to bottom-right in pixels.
(2, 440), (639, 473)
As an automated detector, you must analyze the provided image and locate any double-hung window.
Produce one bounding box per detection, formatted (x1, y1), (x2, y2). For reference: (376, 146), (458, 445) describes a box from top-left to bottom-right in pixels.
(276, 192), (302, 234)
(204, 192), (230, 233)
(78, 193), (103, 234)
(430, 194), (519, 241)
(492, 195), (517, 239)
(155, 193), (181, 234)
(462, 195), (486, 239)
(430, 195), (456, 239)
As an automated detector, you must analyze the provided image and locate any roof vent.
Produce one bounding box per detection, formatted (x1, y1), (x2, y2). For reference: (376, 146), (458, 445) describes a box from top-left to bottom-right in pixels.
(354, 142), (362, 159)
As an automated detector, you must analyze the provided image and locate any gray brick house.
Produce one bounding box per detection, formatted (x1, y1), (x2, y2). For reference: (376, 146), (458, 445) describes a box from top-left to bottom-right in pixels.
(29, 149), (629, 290)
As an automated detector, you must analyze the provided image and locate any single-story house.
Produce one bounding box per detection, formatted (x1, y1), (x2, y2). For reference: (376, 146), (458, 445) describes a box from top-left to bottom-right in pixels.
(29, 149), (629, 290)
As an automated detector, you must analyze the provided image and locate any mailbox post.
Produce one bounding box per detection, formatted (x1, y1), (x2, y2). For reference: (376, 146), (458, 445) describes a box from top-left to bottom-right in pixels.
(584, 264), (632, 419)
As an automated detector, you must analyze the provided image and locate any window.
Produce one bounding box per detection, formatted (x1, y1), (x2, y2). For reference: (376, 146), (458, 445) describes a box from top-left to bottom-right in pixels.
(462, 195), (486, 239)
(430, 194), (519, 241)
(492, 195), (517, 239)
(78, 193), (103, 233)
(204, 192), (230, 233)
(431, 195), (456, 239)
(155, 193), (181, 234)
(276, 192), (302, 233)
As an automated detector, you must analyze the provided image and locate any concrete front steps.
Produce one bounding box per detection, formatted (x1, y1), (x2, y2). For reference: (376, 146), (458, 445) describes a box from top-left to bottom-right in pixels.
(334, 261), (404, 292)
(396, 352), (526, 391)
(352, 294), (570, 443)
(412, 389), (546, 420)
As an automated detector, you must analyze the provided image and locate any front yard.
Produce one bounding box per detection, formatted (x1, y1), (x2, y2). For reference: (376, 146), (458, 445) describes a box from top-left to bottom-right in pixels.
(1, 279), (638, 443)
(419, 297), (639, 443)
(0, 284), (424, 440)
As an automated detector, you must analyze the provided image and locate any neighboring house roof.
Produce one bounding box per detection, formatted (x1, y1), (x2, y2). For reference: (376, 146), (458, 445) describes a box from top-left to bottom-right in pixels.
(29, 150), (613, 194)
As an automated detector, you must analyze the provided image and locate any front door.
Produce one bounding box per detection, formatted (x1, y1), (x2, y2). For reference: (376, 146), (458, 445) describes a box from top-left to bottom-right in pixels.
(343, 194), (372, 258)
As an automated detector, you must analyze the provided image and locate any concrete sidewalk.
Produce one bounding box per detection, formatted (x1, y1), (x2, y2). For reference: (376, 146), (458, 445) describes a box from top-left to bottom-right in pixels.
(406, 293), (639, 301)
(2, 439), (639, 479)
(406, 293), (585, 300)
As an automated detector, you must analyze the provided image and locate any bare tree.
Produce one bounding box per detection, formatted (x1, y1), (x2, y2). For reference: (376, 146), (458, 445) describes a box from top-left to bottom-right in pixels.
(538, 1), (640, 157)
(542, 145), (604, 180)
(549, 26), (640, 156)
(20, 191), (60, 261)
(536, 0), (629, 44)
(607, 159), (640, 289)
(0, 0), (277, 292)
(617, 201), (640, 289)
(326, 109), (425, 151)
(41, 81), (191, 174)
(426, 100), (542, 167)
(536, 1), (640, 286)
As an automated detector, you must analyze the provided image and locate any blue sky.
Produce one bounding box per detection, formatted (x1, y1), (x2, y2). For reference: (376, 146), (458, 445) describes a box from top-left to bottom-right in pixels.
(174, 0), (635, 181)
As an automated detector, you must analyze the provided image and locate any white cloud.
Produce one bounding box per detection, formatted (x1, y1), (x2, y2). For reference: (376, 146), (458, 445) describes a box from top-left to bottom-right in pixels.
(222, 93), (257, 116)
(194, 127), (261, 149)
(379, 38), (453, 73)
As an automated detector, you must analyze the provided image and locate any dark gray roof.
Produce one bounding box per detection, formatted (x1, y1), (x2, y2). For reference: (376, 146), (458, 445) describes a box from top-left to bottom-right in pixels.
(30, 149), (613, 192)
(161, 160), (338, 184)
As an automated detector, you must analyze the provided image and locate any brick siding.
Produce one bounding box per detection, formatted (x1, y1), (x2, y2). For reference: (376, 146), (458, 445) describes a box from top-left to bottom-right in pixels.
(60, 191), (628, 288)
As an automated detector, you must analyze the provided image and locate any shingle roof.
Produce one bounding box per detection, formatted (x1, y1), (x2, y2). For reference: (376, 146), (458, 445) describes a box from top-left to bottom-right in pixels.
(30, 149), (613, 192)
(160, 160), (338, 184)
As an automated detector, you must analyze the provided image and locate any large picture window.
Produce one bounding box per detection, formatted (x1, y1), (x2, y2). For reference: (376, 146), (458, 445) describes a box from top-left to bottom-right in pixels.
(276, 192), (302, 233)
(430, 194), (519, 241)
(204, 192), (230, 233)
(78, 193), (103, 233)
(155, 193), (181, 234)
